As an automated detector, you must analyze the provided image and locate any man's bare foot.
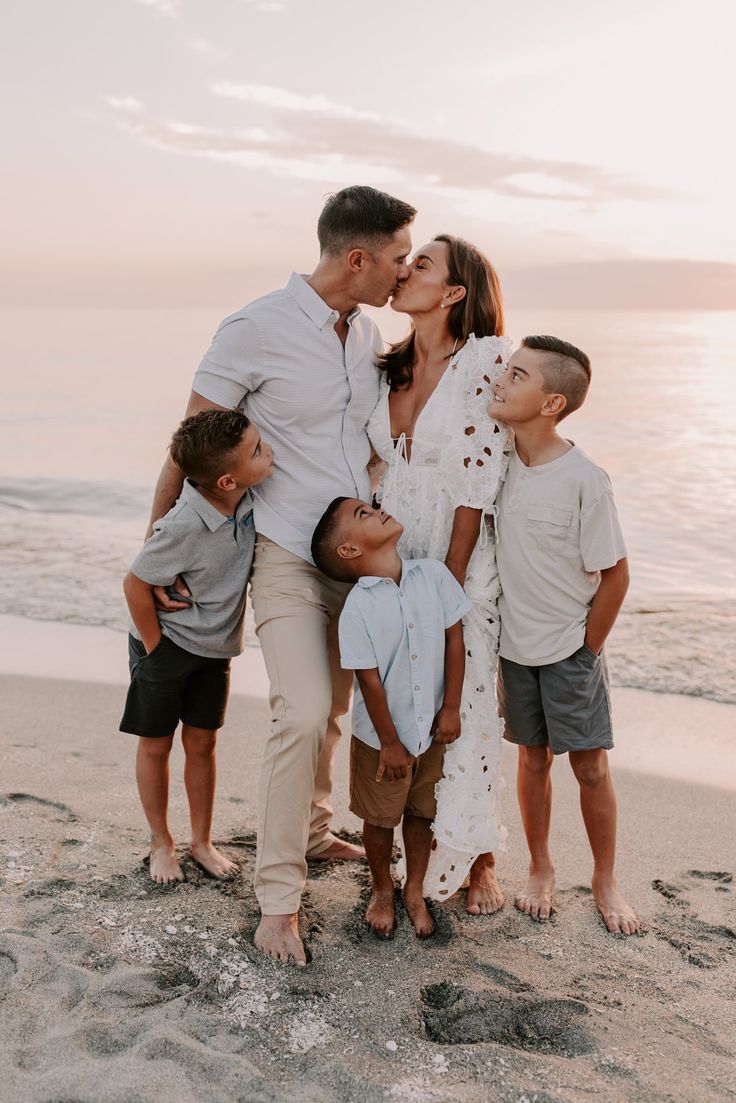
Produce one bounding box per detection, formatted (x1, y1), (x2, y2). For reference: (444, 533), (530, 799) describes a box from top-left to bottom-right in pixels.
(467, 855), (505, 915)
(515, 865), (555, 921)
(148, 840), (184, 885)
(254, 914), (307, 966)
(190, 841), (238, 880)
(403, 886), (435, 939)
(308, 836), (366, 862)
(365, 888), (396, 939)
(592, 874), (640, 935)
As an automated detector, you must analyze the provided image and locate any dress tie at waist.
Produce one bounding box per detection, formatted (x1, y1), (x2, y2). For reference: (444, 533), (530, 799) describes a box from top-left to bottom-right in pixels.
(385, 432), (409, 516)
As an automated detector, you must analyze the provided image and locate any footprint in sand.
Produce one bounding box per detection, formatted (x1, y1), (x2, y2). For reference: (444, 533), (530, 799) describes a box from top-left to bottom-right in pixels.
(652, 870), (735, 968)
(420, 980), (594, 1055)
(2, 793), (77, 822)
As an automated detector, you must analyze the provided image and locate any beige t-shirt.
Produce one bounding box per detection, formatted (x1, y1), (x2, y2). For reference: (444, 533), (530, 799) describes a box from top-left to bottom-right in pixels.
(497, 445), (627, 666)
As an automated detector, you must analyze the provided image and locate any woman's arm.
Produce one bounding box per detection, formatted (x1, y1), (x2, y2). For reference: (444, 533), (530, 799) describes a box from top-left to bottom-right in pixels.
(445, 506), (482, 585)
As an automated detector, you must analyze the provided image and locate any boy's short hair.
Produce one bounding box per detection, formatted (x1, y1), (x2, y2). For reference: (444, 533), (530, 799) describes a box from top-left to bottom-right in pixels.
(522, 335), (591, 421)
(317, 186), (416, 258)
(170, 408), (250, 487)
(311, 496), (353, 582)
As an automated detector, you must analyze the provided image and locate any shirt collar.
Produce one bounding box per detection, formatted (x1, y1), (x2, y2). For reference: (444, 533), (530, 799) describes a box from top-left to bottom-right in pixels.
(180, 479), (250, 533)
(357, 558), (423, 589)
(286, 272), (361, 331)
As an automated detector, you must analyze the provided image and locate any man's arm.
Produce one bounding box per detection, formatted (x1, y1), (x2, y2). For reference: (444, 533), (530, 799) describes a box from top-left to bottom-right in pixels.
(146, 390), (227, 538)
(355, 668), (414, 781)
(585, 557), (630, 655)
(147, 390), (227, 611)
(433, 620), (465, 744)
(123, 571), (162, 654)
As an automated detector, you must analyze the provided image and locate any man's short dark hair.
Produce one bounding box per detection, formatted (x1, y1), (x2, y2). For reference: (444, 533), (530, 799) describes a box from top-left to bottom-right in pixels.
(317, 186), (416, 257)
(522, 335), (592, 421)
(311, 496), (353, 581)
(170, 408), (250, 487)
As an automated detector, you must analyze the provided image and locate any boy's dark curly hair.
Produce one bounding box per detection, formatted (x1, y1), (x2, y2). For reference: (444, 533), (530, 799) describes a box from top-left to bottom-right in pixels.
(170, 408), (250, 487)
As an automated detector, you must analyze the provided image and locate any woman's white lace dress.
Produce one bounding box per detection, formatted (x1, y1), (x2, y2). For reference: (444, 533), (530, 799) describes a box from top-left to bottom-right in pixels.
(367, 334), (513, 900)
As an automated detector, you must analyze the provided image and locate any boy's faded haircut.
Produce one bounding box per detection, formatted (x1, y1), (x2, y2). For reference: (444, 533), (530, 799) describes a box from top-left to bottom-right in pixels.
(311, 496), (352, 582)
(522, 335), (591, 421)
(170, 408), (250, 487)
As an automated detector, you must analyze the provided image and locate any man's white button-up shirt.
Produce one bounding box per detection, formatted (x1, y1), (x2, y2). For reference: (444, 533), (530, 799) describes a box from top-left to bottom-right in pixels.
(338, 559), (471, 757)
(192, 273), (383, 562)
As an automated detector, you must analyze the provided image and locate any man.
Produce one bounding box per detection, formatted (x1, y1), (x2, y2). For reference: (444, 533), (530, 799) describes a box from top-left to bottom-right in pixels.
(147, 185), (416, 965)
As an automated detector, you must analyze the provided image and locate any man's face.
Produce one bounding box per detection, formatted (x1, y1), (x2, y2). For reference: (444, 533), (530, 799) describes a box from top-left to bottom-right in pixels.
(221, 422), (274, 489)
(336, 499), (403, 561)
(357, 226), (413, 307)
(488, 347), (554, 425)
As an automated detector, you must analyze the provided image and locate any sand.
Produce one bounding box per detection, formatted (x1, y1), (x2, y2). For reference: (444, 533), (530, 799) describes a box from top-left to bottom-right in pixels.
(1, 630), (735, 1102)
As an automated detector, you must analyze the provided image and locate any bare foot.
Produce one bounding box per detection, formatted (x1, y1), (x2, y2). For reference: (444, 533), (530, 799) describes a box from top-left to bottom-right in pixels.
(466, 855), (505, 916)
(515, 865), (555, 921)
(254, 914), (307, 966)
(190, 841), (238, 880)
(403, 886), (435, 939)
(592, 874), (640, 935)
(365, 888), (396, 939)
(149, 841), (184, 885)
(307, 836), (366, 862)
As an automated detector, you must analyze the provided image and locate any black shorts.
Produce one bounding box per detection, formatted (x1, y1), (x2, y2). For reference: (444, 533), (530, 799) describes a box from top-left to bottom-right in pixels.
(120, 634), (231, 738)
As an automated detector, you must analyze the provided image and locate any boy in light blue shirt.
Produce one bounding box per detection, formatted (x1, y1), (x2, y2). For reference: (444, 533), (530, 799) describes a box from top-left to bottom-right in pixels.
(311, 497), (470, 941)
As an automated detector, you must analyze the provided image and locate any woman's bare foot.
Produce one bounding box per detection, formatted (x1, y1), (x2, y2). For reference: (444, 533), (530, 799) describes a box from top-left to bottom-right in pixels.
(308, 836), (366, 862)
(403, 886), (435, 939)
(365, 888), (396, 938)
(190, 841), (238, 880)
(466, 854), (505, 915)
(592, 874), (640, 935)
(515, 864), (555, 921)
(254, 914), (307, 966)
(149, 839), (184, 885)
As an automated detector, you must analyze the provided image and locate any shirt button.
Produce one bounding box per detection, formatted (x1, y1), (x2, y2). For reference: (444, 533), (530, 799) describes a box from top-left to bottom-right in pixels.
(414, 684), (420, 691)
(418, 716), (423, 723)
(411, 654), (417, 660)
(408, 623), (414, 629)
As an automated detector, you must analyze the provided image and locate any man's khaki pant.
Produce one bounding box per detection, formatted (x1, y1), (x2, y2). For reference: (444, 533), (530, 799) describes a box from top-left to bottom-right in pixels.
(250, 536), (353, 915)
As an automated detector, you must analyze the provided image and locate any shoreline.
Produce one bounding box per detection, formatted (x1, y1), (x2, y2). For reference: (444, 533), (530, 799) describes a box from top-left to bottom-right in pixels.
(2, 614), (734, 794)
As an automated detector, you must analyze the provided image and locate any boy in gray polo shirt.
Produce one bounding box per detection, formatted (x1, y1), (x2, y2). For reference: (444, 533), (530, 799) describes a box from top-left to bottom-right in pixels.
(121, 409), (273, 885)
(311, 497), (470, 941)
(489, 335), (639, 937)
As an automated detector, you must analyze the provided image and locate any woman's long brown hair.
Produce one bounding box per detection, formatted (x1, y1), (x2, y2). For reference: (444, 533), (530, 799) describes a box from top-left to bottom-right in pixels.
(378, 234), (505, 390)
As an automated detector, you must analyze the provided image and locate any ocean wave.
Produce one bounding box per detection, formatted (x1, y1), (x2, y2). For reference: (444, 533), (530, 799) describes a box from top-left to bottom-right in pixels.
(0, 476), (150, 520)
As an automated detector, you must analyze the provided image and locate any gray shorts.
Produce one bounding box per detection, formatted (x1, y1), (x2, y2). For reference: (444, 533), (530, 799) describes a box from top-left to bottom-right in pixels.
(498, 644), (613, 755)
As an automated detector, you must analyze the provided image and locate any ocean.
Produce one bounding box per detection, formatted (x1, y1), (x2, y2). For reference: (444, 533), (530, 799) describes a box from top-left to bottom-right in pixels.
(1, 305), (734, 704)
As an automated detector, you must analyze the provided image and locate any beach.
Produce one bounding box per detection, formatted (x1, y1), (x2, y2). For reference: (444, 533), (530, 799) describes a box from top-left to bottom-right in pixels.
(1, 622), (735, 1103)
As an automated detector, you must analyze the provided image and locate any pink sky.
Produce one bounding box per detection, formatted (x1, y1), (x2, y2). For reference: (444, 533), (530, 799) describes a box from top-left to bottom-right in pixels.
(3, 0), (734, 308)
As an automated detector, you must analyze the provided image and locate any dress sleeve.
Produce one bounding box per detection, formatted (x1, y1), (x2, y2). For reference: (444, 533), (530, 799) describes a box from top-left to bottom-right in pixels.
(443, 335), (514, 510)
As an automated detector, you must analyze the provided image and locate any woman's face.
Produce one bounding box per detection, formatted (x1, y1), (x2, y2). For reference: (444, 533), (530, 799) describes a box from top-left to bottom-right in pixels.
(390, 239), (454, 315)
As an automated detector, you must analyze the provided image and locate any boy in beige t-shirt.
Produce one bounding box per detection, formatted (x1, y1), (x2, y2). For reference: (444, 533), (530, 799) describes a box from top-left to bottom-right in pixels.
(489, 334), (639, 936)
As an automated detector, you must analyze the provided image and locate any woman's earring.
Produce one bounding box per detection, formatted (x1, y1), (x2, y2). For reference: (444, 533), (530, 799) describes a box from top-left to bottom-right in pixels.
(440, 302), (446, 309)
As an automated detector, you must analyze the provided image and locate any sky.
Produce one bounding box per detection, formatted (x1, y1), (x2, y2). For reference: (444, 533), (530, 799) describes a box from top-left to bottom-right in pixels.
(2, 0), (735, 308)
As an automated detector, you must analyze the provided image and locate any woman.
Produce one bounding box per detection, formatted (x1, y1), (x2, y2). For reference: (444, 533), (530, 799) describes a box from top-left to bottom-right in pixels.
(367, 234), (512, 913)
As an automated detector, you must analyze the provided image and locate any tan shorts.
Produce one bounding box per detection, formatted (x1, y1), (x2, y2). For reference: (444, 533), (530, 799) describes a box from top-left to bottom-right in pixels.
(349, 736), (446, 829)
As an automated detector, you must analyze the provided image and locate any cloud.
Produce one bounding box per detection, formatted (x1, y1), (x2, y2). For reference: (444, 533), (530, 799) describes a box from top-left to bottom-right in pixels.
(108, 84), (670, 204)
(134, 0), (180, 16)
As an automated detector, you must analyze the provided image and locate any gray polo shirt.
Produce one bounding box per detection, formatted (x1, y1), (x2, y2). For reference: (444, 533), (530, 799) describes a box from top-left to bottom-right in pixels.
(497, 445), (627, 666)
(339, 559), (471, 757)
(192, 272), (383, 563)
(129, 480), (255, 659)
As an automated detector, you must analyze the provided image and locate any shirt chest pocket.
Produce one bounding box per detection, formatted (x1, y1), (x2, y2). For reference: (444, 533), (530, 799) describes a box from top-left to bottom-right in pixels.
(527, 502), (574, 549)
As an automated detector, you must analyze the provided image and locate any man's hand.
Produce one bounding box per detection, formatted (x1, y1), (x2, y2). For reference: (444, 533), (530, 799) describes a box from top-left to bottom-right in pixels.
(152, 576), (192, 612)
(376, 739), (414, 782)
(432, 705), (461, 745)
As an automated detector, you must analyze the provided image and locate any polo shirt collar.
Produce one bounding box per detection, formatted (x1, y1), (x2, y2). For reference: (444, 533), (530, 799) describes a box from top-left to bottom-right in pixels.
(357, 558), (422, 589)
(286, 272), (361, 331)
(181, 479), (240, 533)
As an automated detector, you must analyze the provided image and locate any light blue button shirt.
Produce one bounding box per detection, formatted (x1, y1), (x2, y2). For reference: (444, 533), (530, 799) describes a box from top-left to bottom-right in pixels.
(339, 559), (471, 757)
